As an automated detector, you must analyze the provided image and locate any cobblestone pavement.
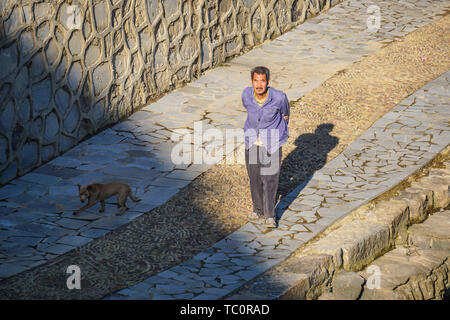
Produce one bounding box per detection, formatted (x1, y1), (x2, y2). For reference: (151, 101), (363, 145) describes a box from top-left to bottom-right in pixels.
(0, 0), (449, 298)
(105, 69), (449, 299)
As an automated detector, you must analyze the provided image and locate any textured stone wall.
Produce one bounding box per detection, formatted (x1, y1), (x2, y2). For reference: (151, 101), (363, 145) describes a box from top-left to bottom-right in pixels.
(0, 0), (334, 184)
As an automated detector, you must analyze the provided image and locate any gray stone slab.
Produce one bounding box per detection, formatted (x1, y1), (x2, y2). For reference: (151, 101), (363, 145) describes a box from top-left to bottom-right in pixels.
(164, 170), (202, 181)
(48, 157), (84, 168)
(255, 236), (280, 246)
(7, 236), (43, 247)
(56, 235), (93, 246)
(55, 218), (90, 229)
(45, 243), (75, 255)
(118, 210), (144, 220)
(48, 185), (78, 196)
(226, 230), (257, 243)
(0, 215), (31, 228)
(198, 265), (234, 276)
(79, 228), (110, 238)
(231, 256), (266, 267)
(34, 165), (86, 179)
(0, 263), (28, 278)
(24, 184), (49, 197)
(131, 202), (158, 213)
(87, 132), (126, 145)
(204, 252), (229, 264)
(292, 231), (316, 242)
(264, 229), (295, 238)
(245, 258), (284, 274)
(24, 199), (63, 214)
(139, 187), (180, 206)
(18, 172), (62, 186)
(192, 292), (223, 300)
(60, 211), (101, 221)
(86, 216), (130, 230)
(13, 0), (450, 299)
(14, 222), (76, 237)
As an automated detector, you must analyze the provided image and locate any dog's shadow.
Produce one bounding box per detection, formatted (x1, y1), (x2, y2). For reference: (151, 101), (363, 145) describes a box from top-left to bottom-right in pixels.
(275, 123), (339, 223)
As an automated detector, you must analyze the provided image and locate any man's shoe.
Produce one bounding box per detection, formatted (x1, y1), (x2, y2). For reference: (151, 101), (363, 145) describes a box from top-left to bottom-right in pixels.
(248, 212), (262, 220)
(265, 217), (276, 227)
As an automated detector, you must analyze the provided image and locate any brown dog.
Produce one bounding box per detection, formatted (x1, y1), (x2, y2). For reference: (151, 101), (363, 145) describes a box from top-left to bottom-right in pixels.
(74, 182), (141, 216)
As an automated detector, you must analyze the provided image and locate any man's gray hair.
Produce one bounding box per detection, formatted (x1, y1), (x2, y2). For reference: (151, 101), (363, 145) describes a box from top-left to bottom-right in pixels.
(251, 66), (270, 81)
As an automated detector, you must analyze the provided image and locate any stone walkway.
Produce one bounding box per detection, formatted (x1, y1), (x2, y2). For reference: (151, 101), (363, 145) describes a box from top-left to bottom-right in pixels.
(0, 0), (449, 281)
(105, 69), (449, 299)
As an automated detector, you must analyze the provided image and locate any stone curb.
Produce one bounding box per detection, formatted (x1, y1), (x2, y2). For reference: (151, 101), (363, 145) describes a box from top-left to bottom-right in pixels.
(226, 156), (450, 299)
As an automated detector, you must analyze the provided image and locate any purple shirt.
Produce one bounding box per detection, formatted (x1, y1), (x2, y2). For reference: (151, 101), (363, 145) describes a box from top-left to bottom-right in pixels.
(242, 86), (290, 154)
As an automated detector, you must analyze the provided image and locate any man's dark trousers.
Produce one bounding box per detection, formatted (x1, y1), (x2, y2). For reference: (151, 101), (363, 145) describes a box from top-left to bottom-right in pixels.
(245, 145), (282, 219)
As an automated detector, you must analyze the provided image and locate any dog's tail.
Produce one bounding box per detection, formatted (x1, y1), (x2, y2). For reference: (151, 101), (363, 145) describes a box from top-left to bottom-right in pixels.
(128, 189), (141, 203)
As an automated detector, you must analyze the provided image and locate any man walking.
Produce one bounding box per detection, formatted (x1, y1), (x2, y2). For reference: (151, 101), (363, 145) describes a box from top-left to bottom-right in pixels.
(242, 66), (290, 227)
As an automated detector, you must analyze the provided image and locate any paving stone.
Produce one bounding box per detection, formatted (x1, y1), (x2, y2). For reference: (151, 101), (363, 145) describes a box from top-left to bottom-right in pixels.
(0, 185), (28, 200)
(56, 235), (93, 246)
(119, 210), (144, 220)
(198, 266), (234, 276)
(23, 199), (61, 214)
(246, 258), (285, 274)
(48, 157), (84, 168)
(219, 274), (241, 285)
(204, 252), (229, 264)
(48, 185), (78, 196)
(79, 228), (110, 238)
(234, 245), (257, 255)
(3, 0), (450, 299)
(157, 269), (180, 279)
(292, 231), (316, 242)
(212, 238), (241, 252)
(18, 173), (62, 186)
(7, 236), (43, 247)
(192, 251), (214, 261)
(60, 211), (101, 221)
(0, 214), (33, 228)
(226, 230), (257, 243)
(264, 229), (295, 238)
(238, 223), (262, 234)
(231, 256), (266, 267)
(255, 236), (280, 246)
(155, 284), (189, 295)
(192, 292), (223, 300)
(138, 187), (180, 206)
(164, 170), (202, 181)
(0, 263), (28, 279)
(34, 165), (86, 180)
(88, 132), (126, 145)
(24, 184), (49, 197)
(14, 222), (75, 237)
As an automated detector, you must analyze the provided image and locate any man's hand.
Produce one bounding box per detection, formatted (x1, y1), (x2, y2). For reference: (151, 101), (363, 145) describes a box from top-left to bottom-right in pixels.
(283, 115), (289, 121)
(254, 137), (264, 146)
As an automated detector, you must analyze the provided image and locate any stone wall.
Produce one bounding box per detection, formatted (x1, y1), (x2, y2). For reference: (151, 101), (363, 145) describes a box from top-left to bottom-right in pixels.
(0, 0), (335, 184)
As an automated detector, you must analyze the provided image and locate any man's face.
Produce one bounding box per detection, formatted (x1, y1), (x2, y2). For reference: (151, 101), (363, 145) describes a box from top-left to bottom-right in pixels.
(252, 73), (269, 96)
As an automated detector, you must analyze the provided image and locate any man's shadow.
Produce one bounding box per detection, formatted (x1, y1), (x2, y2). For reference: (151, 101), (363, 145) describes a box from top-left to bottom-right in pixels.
(275, 123), (339, 221)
